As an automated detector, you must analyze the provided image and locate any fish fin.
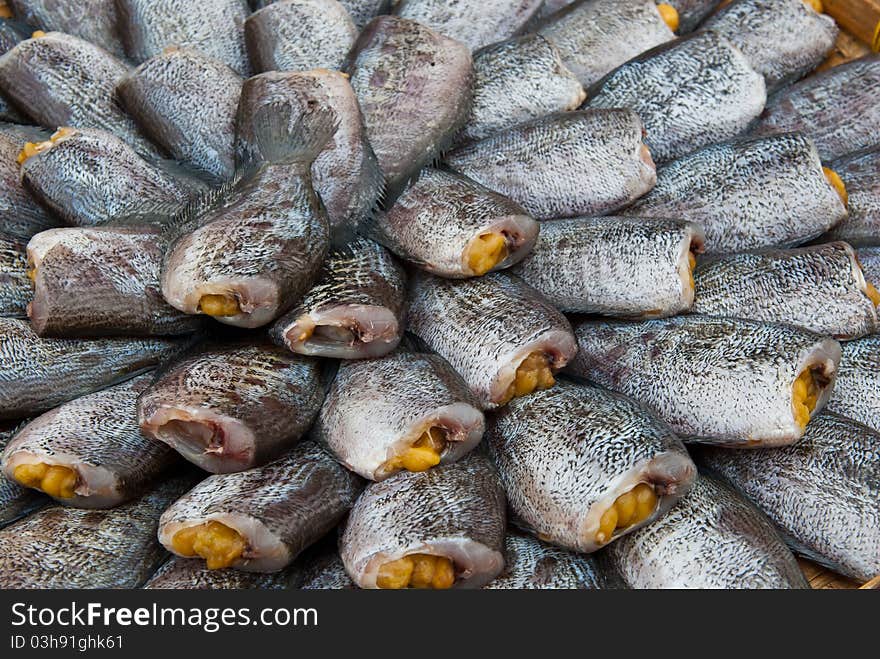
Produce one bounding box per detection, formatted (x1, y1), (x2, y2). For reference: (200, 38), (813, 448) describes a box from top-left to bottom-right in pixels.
(244, 101), (339, 168)
(781, 533), (856, 580)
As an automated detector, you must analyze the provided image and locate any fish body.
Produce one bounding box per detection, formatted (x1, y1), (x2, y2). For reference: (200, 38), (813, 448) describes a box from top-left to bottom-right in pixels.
(446, 109), (656, 220)
(626, 133), (848, 254)
(598, 475), (809, 589)
(0, 19), (30, 122)
(588, 31), (766, 163)
(144, 557), (294, 589)
(298, 551), (357, 589)
(270, 239), (406, 359)
(567, 315), (841, 447)
(0, 233), (30, 318)
(0, 124), (59, 240)
(859, 247), (880, 286)
(337, 0), (392, 28)
(511, 215), (704, 317)
(8, 0), (125, 56)
(0, 419), (46, 528)
(824, 149), (880, 246)
(138, 344), (324, 474)
(826, 336), (880, 435)
(664, 0), (723, 32)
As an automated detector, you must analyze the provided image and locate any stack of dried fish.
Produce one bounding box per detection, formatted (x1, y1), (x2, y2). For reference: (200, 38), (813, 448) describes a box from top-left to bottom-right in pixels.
(0, 0), (877, 591)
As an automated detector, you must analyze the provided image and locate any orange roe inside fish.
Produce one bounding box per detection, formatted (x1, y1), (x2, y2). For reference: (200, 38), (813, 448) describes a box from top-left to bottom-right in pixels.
(17, 127), (77, 165)
(198, 294), (241, 317)
(172, 521), (247, 570)
(14, 462), (77, 499)
(792, 369), (821, 429)
(656, 4), (680, 31)
(0, 3), (11, 19)
(31, 30), (46, 39)
(382, 427), (446, 474)
(865, 282), (880, 307)
(501, 352), (556, 404)
(376, 554), (456, 589)
(687, 250), (697, 290)
(595, 483), (658, 546)
(805, 0), (824, 13)
(466, 232), (508, 276)
(823, 167), (848, 207)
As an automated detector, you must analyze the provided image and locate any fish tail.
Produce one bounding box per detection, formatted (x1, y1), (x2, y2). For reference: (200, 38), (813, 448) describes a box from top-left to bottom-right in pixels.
(248, 102), (339, 167)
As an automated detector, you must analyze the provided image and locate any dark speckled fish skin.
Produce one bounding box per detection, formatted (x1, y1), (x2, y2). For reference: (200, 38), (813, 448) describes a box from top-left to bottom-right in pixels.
(26, 226), (204, 337)
(315, 350), (485, 481)
(702, 0), (837, 91)
(536, 0), (676, 89)
(20, 128), (201, 228)
(245, 0), (358, 73)
(446, 110), (656, 221)
(859, 247), (880, 285)
(0, 419), (46, 528)
(8, 0), (126, 57)
(298, 551), (357, 589)
(484, 532), (610, 589)
(0, 473), (195, 588)
(1, 375), (179, 508)
(694, 243), (879, 340)
(597, 475), (809, 589)
(697, 412), (880, 583)
(826, 336), (880, 435)
(138, 344), (324, 474)
(159, 442), (364, 573)
(664, 0), (723, 32)
(460, 35), (585, 144)
(588, 31), (767, 163)
(752, 55), (880, 161)
(346, 16), (474, 198)
(0, 18), (32, 122)
(251, 0), (392, 29)
(116, 0), (252, 76)
(340, 451), (506, 588)
(271, 239), (406, 359)
(0, 317), (190, 420)
(487, 381), (696, 553)
(511, 216), (704, 317)
(0, 124), (59, 240)
(626, 134), (848, 254)
(0, 233), (30, 318)
(567, 316), (841, 446)
(373, 168), (538, 278)
(394, 0), (543, 52)
(118, 48), (243, 182)
(825, 150), (880, 246)
(144, 557), (295, 589)
(407, 271), (578, 410)
(0, 33), (158, 157)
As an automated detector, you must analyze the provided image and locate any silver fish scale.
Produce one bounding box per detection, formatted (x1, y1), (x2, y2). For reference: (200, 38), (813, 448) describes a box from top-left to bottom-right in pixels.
(161, 442), (363, 560)
(698, 412), (880, 582)
(337, 0), (393, 28)
(0, 128), (60, 241)
(446, 109), (654, 220)
(588, 31), (766, 163)
(144, 557), (293, 589)
(407, 271), (576, 409)
(537, 0), (675, 88)
(0, 318), (188, 420)
(0, 33), (158, 157)
(511, 215), (701, 316)
(827, 336), (880, 434)
(395, 0), (543, 52)
(340, 451), (506, 581)
(665, 0), (724, 32)
(315, 351), (482, 479)
(0, 235), (30, 318)
(116, 0), (251, 76)
(826, 150), (880, 246)
(118, 48), (243, 181)
(461, 35), (584, 144)
(702, 0), (837, 91)
(627, 133), (847, 253)
(0, 474), (194, 588)
(8, 0), (126, 57)
(484, 532), (606, 589)
(859, 247), (880, 285)
(693, 243), (879, 339)
(753, 55), (880, 161)
(599, 475), (808, 589)
(567, 315), (840, 444)
(299, 552), (357, 589)
(0, 419), (46, 528)
(486, 381), (693, 551)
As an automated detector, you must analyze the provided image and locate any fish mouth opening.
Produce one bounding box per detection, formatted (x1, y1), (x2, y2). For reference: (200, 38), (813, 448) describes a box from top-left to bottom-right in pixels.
(159, 419), (226, 454)
(188, 279), (279, 328)
(284, 305), (400, 358)
(375, 552), (458, 590)
(12, 461), (80, 500)
(149, 410), (255, 473)
(792, 364), (834, 430)
(678, 231), (705, 304)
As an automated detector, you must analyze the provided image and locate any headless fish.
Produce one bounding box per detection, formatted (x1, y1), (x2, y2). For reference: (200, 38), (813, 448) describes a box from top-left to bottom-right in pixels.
(0, 123), (59, 241)
(144, 557), (294, 589)
(588, 31), (766, 163)
(115, 0), (251, 76)
(340, 451), (506, 589)
(697, 412), (880, 583)
(245, 0), (358, 74)
(0, 233), (30, 318)
(7, 0), (125, 57)
(372, 168), (538, 278)
(2, 375), (178, 508)
(487, 381), (696, 553)
(459, 34), (585, 144)
(314, 350), (485, 481)
(407, 271), (578, 410)
(597, 475), (809, 589)
(26, 226), (204, 337)
(567, 315), (841, 447)
(270, 239), (406, 359)
(752, 55), (880, 161)
(0, 473), (195, 588)
(824, 149), (880, 246)
(626, 133), (848, 254)
(346, 16), (473, 198)
(826, 335), (880, 435)
(0, 419), (46, 528)
(446, 109), (656, 220)
(159, 441), (364, 572)
(138, 344), (324, 474)
(0, 317), (190, 420)
(511, 215), (704, 317)
(693, 242), (880, 340)
(118, 48), (243, 183)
